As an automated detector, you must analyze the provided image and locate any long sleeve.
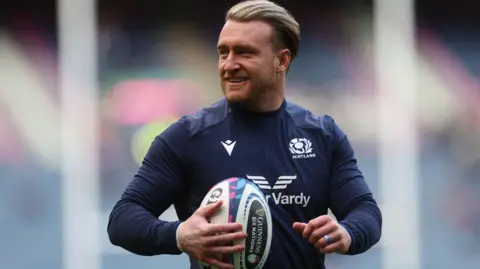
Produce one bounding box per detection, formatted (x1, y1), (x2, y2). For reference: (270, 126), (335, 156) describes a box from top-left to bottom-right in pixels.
(325, 116), (382, 255)
(107, 121), (188, 256)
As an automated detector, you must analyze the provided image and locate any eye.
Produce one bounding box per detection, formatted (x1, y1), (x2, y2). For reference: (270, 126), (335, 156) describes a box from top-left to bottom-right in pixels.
(236, 48), (256, 57)
(218, 51), (229, 59)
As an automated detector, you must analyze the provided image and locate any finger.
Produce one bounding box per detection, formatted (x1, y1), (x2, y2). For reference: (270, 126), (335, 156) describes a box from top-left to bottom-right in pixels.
(319, 240), (343, 254)
(206, 223), (243, 235)
(196, 200), (223, 217)
(315, 230), (341, 250)
(206, 231), (248, 246)
(302, 215), (332, 239)
(308, 222), (337, 244)
(292, 222), (307, 233)
(207, 244), (246, 255)
(203, 257), (234, 269)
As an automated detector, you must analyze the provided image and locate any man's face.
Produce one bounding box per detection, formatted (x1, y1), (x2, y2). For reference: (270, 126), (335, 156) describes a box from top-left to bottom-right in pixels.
(217, 20), (279, 104)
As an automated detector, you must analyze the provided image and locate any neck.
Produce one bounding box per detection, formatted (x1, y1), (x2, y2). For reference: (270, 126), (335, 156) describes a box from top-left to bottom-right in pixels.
(247, 81), (285, 112)
(249, 93), (284, 112)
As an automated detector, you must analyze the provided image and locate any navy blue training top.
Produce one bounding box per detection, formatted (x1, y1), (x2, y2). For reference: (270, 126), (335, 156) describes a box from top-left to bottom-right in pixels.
(108, 98), (382, 269)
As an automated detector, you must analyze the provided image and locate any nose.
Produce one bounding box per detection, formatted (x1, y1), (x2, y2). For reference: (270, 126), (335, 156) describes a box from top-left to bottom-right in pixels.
(223, 55), (240, 72)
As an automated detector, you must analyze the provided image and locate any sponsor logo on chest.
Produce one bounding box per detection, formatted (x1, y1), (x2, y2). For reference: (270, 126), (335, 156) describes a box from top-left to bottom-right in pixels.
(246, 175), (310, 207)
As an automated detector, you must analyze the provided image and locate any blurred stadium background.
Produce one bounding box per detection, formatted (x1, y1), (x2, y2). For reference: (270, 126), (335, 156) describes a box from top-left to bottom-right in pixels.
(1, 0), (480, 268)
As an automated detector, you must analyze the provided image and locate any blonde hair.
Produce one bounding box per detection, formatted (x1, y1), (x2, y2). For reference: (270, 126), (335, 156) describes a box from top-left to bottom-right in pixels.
(226, 0), (300, 62)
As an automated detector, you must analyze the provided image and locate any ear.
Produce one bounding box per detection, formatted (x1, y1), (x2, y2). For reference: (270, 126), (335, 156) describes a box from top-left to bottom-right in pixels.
(276, 49), (291, 73)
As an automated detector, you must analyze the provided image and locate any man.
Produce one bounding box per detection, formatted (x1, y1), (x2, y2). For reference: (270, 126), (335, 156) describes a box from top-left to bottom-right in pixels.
(107, 1), (382, 268)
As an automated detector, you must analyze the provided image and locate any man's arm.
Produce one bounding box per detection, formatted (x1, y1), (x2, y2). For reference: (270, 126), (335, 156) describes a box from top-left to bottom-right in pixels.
(107, 121), (188, 256)
(326, 115), (382, 255)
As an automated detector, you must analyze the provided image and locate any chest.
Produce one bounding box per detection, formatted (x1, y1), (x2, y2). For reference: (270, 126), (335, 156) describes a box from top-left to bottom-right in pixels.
(185, 120), (332, 218)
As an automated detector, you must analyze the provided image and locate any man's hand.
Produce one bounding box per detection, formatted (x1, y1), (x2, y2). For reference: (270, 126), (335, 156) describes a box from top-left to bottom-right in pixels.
(178, 200), (247, 269)
(293, 215), (351, 254)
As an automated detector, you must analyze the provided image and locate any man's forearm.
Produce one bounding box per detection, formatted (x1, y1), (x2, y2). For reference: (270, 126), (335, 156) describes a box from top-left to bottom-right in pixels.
(107, 199), (182, 256)
(339, 194), (382, 255)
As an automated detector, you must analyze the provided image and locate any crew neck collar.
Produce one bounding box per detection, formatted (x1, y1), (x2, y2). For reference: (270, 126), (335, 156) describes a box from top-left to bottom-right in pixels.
(228, 99), (287, 118)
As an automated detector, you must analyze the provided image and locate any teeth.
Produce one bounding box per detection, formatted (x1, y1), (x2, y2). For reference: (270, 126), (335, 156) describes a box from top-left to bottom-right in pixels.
(228, 78), (246, 83)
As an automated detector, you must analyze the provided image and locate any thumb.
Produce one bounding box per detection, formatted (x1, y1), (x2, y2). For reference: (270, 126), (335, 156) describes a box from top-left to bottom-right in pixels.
(196, 200), (223, 217)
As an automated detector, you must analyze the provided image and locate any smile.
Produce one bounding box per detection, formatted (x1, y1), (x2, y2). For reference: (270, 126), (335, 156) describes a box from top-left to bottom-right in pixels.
(226, 77), (249, 84)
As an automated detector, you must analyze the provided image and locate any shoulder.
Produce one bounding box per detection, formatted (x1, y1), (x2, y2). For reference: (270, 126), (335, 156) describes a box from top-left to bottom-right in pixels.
(153, 99), (228, 158)
(285, 100), (346, 143)
(163, 98), (229, 141)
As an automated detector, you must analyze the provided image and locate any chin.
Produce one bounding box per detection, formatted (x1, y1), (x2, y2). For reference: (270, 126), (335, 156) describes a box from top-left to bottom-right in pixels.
(223, 84), (251, 103)
(225, 91), (249, 103)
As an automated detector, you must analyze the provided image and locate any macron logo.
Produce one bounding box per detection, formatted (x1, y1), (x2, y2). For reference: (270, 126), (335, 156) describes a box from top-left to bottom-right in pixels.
(221, 140), (236, 156)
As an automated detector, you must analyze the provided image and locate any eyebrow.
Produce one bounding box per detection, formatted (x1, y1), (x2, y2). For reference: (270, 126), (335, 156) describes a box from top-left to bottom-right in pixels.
(216, 44), (227, 51)
(216, 44), (257, 51)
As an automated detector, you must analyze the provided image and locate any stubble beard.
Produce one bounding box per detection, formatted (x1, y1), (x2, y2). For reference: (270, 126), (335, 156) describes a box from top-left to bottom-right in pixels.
(222, 75), (277, 108)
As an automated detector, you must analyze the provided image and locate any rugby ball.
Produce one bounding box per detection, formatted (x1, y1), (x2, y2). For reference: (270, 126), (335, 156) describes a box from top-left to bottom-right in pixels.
(198, 177), (272, 269)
